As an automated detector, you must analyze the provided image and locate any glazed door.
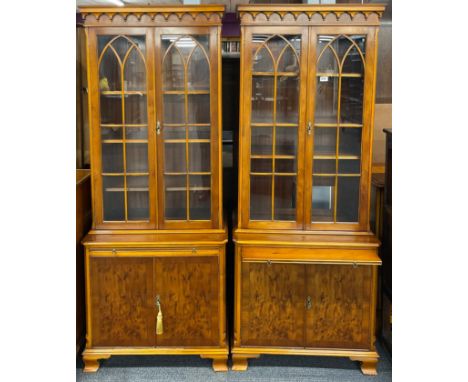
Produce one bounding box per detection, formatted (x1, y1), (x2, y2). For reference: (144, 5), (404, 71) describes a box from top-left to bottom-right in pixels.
(89, 29), (157, 229)
(88, 255), (155, 347)
(154, 256), (220, 347)
(155, 28), (221, 229)
(305, 264), (374, 349)
(240, 27), (309, 229)
(304, 27), (378, 231)
(240, 262), (305, 347)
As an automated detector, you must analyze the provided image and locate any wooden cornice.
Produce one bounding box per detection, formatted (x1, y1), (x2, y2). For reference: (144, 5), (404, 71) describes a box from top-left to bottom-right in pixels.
(237, 4), (385, 25)
(79, 5), (225, 26)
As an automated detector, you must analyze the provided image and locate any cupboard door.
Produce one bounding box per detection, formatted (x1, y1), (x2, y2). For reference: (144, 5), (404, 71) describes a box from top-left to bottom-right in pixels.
(154, 256), (219, 346)
(90, 30), (156, 229)
(89, 256), (155, 347)
(305, 29), (378, 231)
(241, 262), (305, 347)
(305, 264), (373, 349)
(240, 27), (308, 229)
(156, 29), (220, 229)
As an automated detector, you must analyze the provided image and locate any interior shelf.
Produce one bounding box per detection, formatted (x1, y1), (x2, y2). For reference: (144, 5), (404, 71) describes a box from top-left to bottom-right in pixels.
(314, 122), (363, 128)
(313, 173), (360, 177)
(251, 155), (295, 159)
(316, 72), (362, 78)
(101, 124), (148, 128)
(166, 187), (211, 192)
(101, 91), (147, 96)
(102, 139), (148, 144)
(163, 90), (210, 95)
(313, 155), (360, 160)
(105, 187), (149, 192)
(253, 72), (298, 77)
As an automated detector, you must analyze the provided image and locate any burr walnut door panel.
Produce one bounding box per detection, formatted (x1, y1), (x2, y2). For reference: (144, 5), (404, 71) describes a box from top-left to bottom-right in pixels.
(305, 264), (373, 349)
(154, 256), (219, 347)
(89, 256), (155, 347)
(241, 262), (305, 347)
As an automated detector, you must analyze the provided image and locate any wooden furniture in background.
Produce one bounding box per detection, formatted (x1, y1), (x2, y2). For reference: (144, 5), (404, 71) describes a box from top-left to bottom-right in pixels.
(79, 5), (228, 372)
(76, 169), (92, 354)
(380, 128), (392, 353)
(370, 173), (384, 241)
(370, 172), (384, 335)
(233, 4), (385, 375)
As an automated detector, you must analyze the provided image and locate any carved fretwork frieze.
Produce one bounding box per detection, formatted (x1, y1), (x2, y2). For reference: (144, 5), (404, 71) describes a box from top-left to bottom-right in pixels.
(79, 6), (224, 27)
(238, 5), (384, 26)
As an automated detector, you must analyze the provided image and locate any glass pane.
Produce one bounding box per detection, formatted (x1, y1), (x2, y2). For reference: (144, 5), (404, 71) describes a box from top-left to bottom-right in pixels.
(164, 127), (186, 140)
(126, 143), (148, 173)
(162, 44), (185, 91)
(341, 77), (364, 124)
(189, 174), (210, 188)
(165, 175), (186, 220)
(189, 175), (211, 220)
(163, 94), (185, 124)
(250, 176), (272, 220)
(189, 143), (210, 172)
(312, 176), (335, 222)
(125, 126), (147, 140)
(314, 76), (338, 124)
(313, 159), (335, 174)
(188, 45), (210, 91)
(313, 128), (336, 156)
(125, 94), (147, 124)
(267, 36), (287, 60)
(176, 37), (198, 59)
(127, 192), (149, 220)
(253, 46), (274, 72)
(251, 127), (272, 155)
(275, 158), (296, 173)
(336, 37), (353, 62)
(342, 36), (366, 73)
(100, 95), (122, 124)
(98, 35), (114, 55)
(188, 94), (210, 124)
(112, 36), (134, 62)
(127, 175), (149, 191)
(190, 190), (211, 220)
(336, 177), (360, 222)
(99, 49), (121, 91)
(276, 127), (297, 156)
(103, 176), (125, 221)
(123, 47), (146, 91)
(338, 159), (361, 174)
(194, 35), (209, 55)
(251, 76), (274, 123)
(164, 143), (186, 173)
(276, 76), (299, 124)
(102, 143), (123, 173)
(101, 126), (122, 140)
(339, 127), (362, 156)
(127, 176), (149, 221)
(277, 46), (299, 73)
(317, 37), (339, 74)
(251, 158), (272, 173)
(274, 176), (296, 221)
(189, 126), (210, 140)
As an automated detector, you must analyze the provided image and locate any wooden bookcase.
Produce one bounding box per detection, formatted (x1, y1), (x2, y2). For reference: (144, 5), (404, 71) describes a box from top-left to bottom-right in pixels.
(79, 5), (228, 372)
(233, 4), (385, 375)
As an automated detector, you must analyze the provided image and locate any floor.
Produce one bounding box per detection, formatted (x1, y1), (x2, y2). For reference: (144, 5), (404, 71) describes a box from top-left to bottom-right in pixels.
(76, 342), (391, 382)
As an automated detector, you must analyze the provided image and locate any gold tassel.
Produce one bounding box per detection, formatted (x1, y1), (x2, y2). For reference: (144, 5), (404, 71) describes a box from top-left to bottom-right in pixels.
(156, 297), (163, 335)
